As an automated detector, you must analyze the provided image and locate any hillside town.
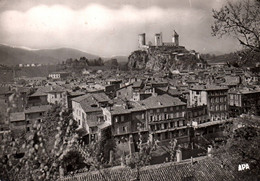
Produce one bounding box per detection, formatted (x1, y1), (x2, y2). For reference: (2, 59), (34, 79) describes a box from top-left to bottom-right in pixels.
(0, 28), (260, 180)
(1, 0), (260, 180)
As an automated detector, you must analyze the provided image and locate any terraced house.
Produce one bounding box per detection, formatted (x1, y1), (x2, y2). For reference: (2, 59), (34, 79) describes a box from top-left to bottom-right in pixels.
(189, 85), (230, 141)
(102, 94), (189, 152)
(228, 87), (260, 117)
(189, 85), (229, 121)
(72, 93), (112, 143)
(140, 94), (189, 144)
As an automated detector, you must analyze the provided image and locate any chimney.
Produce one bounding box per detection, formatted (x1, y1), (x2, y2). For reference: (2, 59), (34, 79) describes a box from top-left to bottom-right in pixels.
(176, 149), (182, 162)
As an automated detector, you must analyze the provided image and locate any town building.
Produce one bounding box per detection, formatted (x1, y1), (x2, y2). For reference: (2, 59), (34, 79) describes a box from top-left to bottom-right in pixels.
(140, 94), (189, 144)
(228, 87), (260, 117)
(72, 93), (112, 143)
(189, 85), (229, 121)
(48, 72), (70, 80)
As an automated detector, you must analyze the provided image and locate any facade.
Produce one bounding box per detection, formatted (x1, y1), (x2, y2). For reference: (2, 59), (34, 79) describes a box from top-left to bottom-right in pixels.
(24, 105), (52, 132)
(189, 85), (229, 121)
(10, 105), (51, 134)
(47, 89), (68, 108)
(187, 105), (208, 126)
(141, 94), (189, 144)
(48, 72), (70, 80)
(228, 87), (260, 117)
(9, 112), (26, 133)
(72, 93), (112, 143)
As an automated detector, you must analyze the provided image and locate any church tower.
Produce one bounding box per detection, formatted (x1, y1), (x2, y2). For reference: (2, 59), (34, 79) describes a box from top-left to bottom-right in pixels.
(172, 30), (179, 46)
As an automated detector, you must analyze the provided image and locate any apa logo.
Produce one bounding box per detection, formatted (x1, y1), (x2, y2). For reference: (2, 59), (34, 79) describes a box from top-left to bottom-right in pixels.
(238, 163), (250, 171)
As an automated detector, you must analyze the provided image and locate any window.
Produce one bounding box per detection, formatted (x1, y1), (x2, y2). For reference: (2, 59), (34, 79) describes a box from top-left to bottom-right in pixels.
(164, 108), (167, 112)
(122, 126), (127, 132)
(157, 109), (160, 113)
(170, 107), (173, 111)
(141, 113), (145, 119)
(115, 116), (119, 123)
(27, 127), (30, 132)
(121, 115), (124, 122)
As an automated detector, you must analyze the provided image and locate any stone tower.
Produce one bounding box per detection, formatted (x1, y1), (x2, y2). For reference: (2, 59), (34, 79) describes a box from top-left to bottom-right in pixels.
(154, 33), (162, 46)
(172, 30), (179, 46)
(138, 33), (146, 48)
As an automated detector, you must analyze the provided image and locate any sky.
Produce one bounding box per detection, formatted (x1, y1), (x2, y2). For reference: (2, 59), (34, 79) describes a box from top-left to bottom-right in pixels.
(0, 0), (241, 57)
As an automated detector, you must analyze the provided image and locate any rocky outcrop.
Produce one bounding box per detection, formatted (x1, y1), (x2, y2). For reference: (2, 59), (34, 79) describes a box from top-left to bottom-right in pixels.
(127, 50), (148, 70)
(128, 46), (207, 71)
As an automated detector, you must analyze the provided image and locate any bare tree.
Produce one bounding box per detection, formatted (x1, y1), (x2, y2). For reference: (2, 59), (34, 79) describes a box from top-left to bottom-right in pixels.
(212, 0), (260, 53)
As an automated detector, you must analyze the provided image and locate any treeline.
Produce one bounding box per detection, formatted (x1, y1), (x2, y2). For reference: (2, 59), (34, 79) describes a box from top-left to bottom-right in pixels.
(62, 57), (104, 67)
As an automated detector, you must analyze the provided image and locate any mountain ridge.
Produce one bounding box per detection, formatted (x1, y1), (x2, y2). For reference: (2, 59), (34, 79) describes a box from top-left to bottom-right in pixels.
(0, 44), (100, 66)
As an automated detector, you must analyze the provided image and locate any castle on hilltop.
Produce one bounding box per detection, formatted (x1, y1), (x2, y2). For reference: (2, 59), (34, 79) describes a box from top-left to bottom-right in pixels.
(138, 30), (183, 50)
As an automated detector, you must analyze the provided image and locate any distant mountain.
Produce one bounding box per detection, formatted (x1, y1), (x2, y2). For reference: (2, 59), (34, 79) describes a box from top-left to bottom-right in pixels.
(0, 44), (99, 66)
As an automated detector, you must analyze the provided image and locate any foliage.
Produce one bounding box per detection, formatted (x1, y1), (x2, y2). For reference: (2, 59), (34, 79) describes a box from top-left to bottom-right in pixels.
(104, 58), (119, 69)
(169, 139), (178, 162)
(212, 0), (260, 66)
(125, 123), (154, 180)
(0, 104), (82, 180)
(97, 127), (116, 164)
(212, 0), (260, 52)
(212, 115), (260, 180)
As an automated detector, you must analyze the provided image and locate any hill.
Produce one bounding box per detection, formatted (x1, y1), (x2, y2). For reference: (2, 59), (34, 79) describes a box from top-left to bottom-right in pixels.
(0, 44), (99, 66)
(128, 46), (207, 71)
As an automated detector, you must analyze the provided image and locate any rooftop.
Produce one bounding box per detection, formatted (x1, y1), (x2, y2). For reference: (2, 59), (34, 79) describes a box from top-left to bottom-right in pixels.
(59, 157), (238, 181)
(190, 85), (228, 91)
(140, 94), (186, 109)
(10, 112), (25, 122)
(72, 93), (112, 113)
(24, 105), (52, 114)
(229, 87), (260, 94)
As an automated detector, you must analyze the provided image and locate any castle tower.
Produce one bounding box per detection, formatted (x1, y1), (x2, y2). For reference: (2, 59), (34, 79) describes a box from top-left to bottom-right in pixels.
(154, 33), (162, 46)
(172, 30), (179, 46)
(138, 33), (146, 48)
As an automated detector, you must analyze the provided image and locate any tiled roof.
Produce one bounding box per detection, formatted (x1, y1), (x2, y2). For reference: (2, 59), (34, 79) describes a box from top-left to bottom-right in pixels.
(190, 85), (228, 91)
(229, 87), (260, 94)
(59, 157), (239, 181)
(140, 94), (186, 109)
(133, 81), (143, 88)
(0, 87), (12, 95)
(110, 101), (146, 115)
(72, 93), (112, 113)
(10, 112), (25, 122)
(24, 105), (52, 114)
(29, 86), (66, 97)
